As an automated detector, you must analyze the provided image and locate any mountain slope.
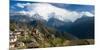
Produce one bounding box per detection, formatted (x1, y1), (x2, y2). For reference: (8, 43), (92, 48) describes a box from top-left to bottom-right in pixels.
(10, 14), (94, 39)
(68, 16), (94, 39)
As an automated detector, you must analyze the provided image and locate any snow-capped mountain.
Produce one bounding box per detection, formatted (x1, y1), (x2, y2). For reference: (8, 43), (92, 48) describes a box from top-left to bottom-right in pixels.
(10, 11), (94, 23)
(10, 3), (94, 34)
(10, 3), (94, 22)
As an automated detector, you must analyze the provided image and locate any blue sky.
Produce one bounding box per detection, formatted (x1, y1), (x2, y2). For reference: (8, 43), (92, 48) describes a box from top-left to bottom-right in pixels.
(10, 1), (94, 13)
(51, 3), (94, 14)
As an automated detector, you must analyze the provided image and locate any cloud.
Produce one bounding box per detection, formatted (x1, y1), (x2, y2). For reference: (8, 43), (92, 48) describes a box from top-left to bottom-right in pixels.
(16, 3), (25, 8)
(16, 3), (31, 8)
(11, 2), (94, 22)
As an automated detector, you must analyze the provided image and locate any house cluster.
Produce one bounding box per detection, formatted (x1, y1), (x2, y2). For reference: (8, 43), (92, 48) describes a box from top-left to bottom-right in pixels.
(9, 28), (42, 48)
(9, 29), (28, 48)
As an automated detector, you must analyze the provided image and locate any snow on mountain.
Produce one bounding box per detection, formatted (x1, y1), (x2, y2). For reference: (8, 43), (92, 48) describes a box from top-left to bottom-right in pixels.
(10, 3), (94, 22)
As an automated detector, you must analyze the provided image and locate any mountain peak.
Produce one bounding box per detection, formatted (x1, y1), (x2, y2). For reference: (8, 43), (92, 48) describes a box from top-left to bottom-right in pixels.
(81, 12), (94, 17)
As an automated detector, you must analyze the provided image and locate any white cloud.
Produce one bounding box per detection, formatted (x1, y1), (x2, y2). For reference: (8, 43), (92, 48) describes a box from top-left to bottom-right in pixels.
(12, 3), (94, 22)
(16, 3), (31, 8)
(16, 3), (25, 8)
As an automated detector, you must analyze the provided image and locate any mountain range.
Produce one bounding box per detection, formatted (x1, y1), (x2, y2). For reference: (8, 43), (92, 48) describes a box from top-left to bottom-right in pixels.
(10, 13), (94, 39)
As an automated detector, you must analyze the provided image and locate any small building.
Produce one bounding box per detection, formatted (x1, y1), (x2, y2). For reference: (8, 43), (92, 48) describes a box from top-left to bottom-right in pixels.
(10, 36), (17, 43)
